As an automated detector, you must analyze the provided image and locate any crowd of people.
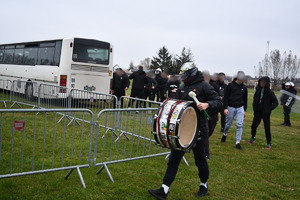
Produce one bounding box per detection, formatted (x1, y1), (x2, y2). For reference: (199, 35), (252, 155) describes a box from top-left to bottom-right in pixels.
(111, 64), (297, 199)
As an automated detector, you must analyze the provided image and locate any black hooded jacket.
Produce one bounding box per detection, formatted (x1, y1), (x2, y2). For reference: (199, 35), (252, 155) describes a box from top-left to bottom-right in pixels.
(176, 72), (223, 131)
(129, 70), (148, 90)
(253, 76), (278, 115)
(112, 72), (130, 90)
(223, 78), (248, 111)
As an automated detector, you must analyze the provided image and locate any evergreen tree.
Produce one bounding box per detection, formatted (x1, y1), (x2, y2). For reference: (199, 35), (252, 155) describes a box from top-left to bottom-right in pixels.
(150, 46), (172, 72)
(171, 48), (194, 74)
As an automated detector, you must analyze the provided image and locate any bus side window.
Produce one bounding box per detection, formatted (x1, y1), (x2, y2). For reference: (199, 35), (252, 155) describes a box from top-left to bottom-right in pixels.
(13, 48), (24, 64)
(24, 48), (38, 65)
(4, 49), (15, 64)
(0, 49), (4, 63)
(37, 47), (55, 65)
(54, 41), (62, 66)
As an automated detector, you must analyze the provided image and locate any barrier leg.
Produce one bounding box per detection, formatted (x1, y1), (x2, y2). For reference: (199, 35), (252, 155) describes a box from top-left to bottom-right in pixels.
(10, 102), (22, 108)
(115, 131), (130, 142)
(76, 167), (86, 188)
(96, 164), (114, 183)
(65, 167), (86, 188)
(65, 168), (75, 179)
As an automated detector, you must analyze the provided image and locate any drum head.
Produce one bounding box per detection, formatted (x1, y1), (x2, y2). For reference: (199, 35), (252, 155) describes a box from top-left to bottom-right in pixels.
(178, 107), (197, 148)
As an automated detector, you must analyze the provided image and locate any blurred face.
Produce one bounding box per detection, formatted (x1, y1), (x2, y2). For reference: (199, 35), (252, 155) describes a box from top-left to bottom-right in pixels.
(260, 80), (266, 88)
(237, 73), (245, 82)
(161, 72), (168, 78)
(286, 85), (290, 89)
(219, 75), (225, 82)
(203, 73), (210, 83)
(170, 76), (176, 82)
(116, 69), (122, 76)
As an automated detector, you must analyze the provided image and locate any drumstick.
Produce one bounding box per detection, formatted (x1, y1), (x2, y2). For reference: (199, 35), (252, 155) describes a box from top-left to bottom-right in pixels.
(188, 91), (210, 118)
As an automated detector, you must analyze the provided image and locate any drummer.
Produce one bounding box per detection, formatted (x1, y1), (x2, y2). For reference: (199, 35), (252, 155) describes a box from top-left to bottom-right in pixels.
(148, 62), (222, 199)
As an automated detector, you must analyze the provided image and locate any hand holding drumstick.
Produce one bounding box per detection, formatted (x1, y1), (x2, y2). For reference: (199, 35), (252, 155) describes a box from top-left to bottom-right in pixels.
(188, 91), (210, 118)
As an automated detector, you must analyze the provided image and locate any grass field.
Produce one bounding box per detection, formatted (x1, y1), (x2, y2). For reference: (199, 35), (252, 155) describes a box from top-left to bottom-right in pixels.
(0, 89), (299, 200)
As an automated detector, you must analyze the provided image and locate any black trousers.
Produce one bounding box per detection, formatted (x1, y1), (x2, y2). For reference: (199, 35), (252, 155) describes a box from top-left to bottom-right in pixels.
(205, 114), (218, 157)
(163, 131), (209, 187)
(158, 88), (166, 102)
(113, 89), (125, 108)
(128, 88), (144, 108)
(283, 106), (291, 125)
(251, 112), (271, 144)
(143, 90), (154, 107)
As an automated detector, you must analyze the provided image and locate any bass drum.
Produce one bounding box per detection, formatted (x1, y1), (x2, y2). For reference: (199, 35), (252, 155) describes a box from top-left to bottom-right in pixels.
(153, 99), (200, 151)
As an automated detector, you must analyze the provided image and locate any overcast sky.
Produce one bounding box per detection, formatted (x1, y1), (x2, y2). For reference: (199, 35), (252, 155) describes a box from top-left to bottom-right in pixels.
(1, 0), (300, 77)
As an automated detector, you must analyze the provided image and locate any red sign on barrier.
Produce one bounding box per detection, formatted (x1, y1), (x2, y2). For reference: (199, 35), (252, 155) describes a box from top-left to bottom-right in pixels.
(14, 121), (25, 131)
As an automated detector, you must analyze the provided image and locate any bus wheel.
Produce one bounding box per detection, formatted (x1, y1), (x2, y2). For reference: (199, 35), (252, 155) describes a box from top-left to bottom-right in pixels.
(25, 82), (34, 101)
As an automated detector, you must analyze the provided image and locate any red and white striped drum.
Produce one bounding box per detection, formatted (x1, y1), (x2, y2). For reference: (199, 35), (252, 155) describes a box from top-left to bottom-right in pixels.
(153, 99), (200, 151)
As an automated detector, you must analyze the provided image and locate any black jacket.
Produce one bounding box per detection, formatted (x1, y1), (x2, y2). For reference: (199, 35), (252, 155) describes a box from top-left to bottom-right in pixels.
(217, 80), (227, 97)
(209, 80), (220, 95)
(112, 72), (130, 90)
(223, 78), (248, 111)
(129, 70), (148, 90)
(176, 72), (223, 131)
(253, 76), (278, 115)
(144, 77), (157, 91)
(157, 76), (168, 90)
(165, 80), (181, 98)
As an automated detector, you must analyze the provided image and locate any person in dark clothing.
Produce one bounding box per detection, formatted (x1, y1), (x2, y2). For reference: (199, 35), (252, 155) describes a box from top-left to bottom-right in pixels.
(221, 71), (248, 149)
(164, 75), (181, 99)
(217, 72), (227, 132)
(154, 68), (162, 101)
(148, 62), (223, 199)
(202, 71), (221, 159)
(143, 71), (157, 107)
(248, 76), (278, 149)
(157, 72), (169, 102)
(128, 66), (148, 108)
(280, 82), (297, 126)
(111, 68), (129, 108)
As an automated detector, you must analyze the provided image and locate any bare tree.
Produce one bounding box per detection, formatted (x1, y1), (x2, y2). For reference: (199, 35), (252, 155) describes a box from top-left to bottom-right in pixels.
(291, 56), (300, 82)
(140, 57), (151, 70)
(269, 50), (282, 89)
(129, 60), (135, 70)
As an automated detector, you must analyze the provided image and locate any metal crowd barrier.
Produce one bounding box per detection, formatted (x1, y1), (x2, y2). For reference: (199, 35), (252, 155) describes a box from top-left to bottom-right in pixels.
(0, 79), (12, 108)
(69, 88), (118, 119)
(119, 96), (162, 109)
(92, 108), (169, 182)
(38, 83), (69, 109)
(10, 80), (39, 109)
(0, 109), (95, 188)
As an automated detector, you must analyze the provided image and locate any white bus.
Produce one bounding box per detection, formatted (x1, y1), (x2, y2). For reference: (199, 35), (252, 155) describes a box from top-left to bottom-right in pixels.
(0, 37), (113, 97)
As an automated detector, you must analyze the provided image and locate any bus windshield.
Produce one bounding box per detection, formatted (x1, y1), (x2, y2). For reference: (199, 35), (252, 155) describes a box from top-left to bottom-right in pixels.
(72, 38), (110, 65)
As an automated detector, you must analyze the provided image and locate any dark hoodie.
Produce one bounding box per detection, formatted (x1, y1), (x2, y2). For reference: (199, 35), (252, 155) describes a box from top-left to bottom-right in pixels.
(177, 71), (223, 116)
(253, 76), (278, 115)
(129, 70), (148, 90)
(223, 78), (248, 111)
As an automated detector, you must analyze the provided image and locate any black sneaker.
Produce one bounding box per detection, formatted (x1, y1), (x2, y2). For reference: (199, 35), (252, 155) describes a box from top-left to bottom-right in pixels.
(236, 143), (243, 150)
(148, 187), (168, 200)
(221, 135), (227, 142)
(196, 185), (208, 197)
(281, 123), (286, 126)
